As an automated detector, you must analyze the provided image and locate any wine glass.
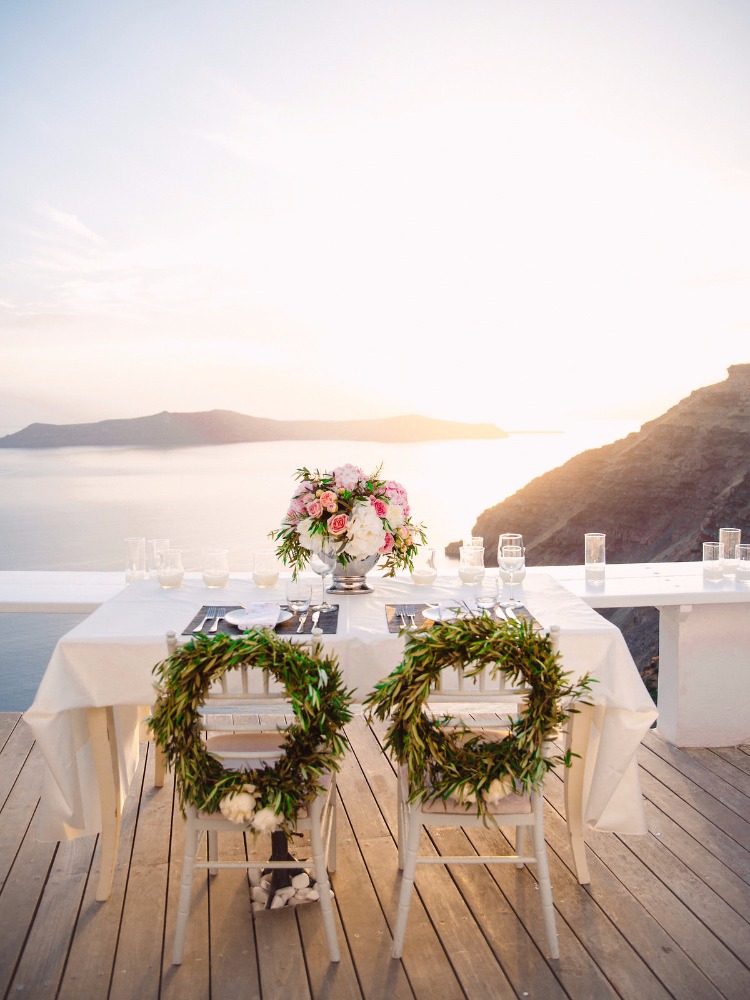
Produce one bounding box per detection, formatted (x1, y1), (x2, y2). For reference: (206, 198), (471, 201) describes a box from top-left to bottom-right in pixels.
(286, 580), (312, 617)
(309, 551), (334, 611)
(497, 532), (523, 566)
(498, 545), (525, 608)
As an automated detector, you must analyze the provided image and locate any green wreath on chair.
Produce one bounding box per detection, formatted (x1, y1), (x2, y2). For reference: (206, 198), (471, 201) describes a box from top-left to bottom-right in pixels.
(149, 631), (354, 838)
(364, 615), (594, 818)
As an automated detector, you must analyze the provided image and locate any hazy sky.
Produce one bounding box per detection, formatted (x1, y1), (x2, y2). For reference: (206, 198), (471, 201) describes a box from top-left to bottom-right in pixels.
(1, 0), (749, 434)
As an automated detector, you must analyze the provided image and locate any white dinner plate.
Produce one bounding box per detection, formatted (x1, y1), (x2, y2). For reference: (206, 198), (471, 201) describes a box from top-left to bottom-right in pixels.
(224, 608), (292, 629)
(422, 606), (459, 622)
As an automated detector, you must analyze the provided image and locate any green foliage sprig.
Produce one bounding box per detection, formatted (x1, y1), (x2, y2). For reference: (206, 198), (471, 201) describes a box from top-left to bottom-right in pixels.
(364, 615), (594, 817)
(149, 631), (354, 836)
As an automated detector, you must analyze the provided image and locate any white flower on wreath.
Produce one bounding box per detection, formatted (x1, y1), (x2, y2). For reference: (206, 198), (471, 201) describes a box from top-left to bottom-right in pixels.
(252, 805), (283, 835)
(219, 783), (260, 824)
(483, 775), (516, 806)
(453, 783), (478, 806)
(345, 500), (387, 559)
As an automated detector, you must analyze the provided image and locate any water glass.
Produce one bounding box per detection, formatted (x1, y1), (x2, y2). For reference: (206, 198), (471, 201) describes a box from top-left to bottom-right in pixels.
(157, 548), (184, 589)
(735, 543), (750, 581)
(286, 580), (312, 615)
(702, 541), (723, 581)
(124, 537), (146, 583)
(253, 549), (280, 588)
(465, 536), (484, 547)
(474, 575), (498, 612)
(584, 532), (606, 582)
(719, 528), (741, 575)
(459, 544), (485, 584)
(411, 546), (438, 586)
(146, 538), (169, 578)
(202, 548), (229, 588)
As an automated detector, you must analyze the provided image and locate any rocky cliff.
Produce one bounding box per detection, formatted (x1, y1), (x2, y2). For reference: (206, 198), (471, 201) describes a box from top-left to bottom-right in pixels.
(447, 364), (750, 677)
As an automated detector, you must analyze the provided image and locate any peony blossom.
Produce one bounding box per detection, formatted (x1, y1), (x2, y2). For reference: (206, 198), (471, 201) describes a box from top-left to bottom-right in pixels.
(483, 776), (516, 806)
(386, 503), (405, 529)
(327, 512), (349, 536)
(219, 783), (259, 824)
(333, 464), (364, 491)
(296, 517), (318, 551)
(252, 805), (282, 834)
(345, 500), (386, 558)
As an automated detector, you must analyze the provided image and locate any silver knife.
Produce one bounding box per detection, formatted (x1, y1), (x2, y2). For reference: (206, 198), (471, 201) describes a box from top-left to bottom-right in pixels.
(296, 608), (310, 633)
(504, 606), (518, 621)
(495, 605), (507, 621)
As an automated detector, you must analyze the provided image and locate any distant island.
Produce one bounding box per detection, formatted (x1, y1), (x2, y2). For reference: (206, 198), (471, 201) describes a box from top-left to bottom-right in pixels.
(0, 409), (507, 448)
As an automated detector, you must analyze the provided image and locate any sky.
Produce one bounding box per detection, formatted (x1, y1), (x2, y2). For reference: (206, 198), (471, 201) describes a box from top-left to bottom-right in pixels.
(1, 0), (749, 435)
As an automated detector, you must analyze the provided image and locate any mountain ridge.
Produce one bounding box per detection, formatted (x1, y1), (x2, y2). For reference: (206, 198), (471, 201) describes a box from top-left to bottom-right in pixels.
(0, 409), (506, 448)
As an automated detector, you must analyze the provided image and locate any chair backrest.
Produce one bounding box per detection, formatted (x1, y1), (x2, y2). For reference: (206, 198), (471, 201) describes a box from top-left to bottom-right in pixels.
(364, 617), (587, 811)
(152, 629), (354, 832)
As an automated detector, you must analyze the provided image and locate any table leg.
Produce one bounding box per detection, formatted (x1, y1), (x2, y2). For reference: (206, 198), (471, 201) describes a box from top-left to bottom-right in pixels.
(564, 701), (593, 885)
(87, 706), (122, 901)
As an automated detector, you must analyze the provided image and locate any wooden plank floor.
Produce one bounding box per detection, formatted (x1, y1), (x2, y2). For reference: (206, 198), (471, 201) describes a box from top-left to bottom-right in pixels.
(1, 710), (749, 1000)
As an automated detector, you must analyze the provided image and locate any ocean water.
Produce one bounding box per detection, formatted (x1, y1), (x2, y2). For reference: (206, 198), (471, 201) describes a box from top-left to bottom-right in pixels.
(0, 421), (636, 710)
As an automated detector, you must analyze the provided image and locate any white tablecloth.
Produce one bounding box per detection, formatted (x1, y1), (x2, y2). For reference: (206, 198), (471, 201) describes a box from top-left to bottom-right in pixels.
(24, 571), (657, 842)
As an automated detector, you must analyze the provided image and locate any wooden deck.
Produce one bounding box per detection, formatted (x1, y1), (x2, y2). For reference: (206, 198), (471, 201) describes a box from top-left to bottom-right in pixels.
(1, 710), (749, 1000)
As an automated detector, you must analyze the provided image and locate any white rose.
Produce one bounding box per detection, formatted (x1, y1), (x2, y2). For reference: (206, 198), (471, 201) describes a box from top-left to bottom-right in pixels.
(251, 805), (283, 834)
(219, 783), (259, 824)
(345, 500), (386, 558)
(483, 776), (516, 806)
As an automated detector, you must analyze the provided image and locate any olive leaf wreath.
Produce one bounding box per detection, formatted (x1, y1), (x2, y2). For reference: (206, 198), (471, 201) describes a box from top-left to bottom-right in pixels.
(363, 615), (594, 816)
(148, 631), (354, 836)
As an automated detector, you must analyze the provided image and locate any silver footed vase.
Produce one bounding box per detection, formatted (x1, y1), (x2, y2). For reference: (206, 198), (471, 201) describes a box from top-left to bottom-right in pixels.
(326, 552), (380, 594)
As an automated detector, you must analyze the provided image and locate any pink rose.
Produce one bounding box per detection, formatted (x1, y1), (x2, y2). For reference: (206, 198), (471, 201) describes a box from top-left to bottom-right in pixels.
(306, 498), (323, 519)
(328, 512), (349, 536)
(319, 490), (338, 512)
(370, 498), (388, 519)
(379, 532), (395, 554)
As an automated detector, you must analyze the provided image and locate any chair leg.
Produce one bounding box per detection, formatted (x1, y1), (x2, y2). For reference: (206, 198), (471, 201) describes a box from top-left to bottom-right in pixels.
(309, 797), (340, 963)
(531, 795), (559, 960)
(397, 775), (406, 871)
(208, 830), (219, 876)
(391, 807), (423, 959)
(173, 814), (201, 965)
(515, 825), (526, 868)
(326, 779), (337, 873)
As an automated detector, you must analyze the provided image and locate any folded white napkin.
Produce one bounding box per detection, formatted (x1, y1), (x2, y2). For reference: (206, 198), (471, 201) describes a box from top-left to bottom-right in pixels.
(230, 602), (280, 629)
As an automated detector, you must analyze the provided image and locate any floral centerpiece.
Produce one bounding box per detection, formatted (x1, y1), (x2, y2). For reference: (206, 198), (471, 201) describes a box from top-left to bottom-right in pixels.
(271, 463), (427, 584)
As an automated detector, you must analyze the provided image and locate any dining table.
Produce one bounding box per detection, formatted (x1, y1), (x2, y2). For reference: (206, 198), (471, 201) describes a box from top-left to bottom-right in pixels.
(23, 569), (658, 900)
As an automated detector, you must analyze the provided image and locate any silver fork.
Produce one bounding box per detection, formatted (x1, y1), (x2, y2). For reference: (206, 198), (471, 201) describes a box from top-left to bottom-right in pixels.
(194, 606), (217, 633)
(209, 607), (227, 633)
(406, 605), (417, 629)
(397, 605), (408, 628)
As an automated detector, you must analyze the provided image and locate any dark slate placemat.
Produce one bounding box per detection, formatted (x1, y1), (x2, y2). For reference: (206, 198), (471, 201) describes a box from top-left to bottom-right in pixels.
(384, 602), (540, 634)
(276, 605), (339, 635)
(385, 603), (432, 633)
(183, 604), (339, 637)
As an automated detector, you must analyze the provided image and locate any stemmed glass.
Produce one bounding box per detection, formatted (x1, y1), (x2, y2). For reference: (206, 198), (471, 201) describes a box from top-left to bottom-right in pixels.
(498, 544), (525, 609)
(309, 551), (334, 612)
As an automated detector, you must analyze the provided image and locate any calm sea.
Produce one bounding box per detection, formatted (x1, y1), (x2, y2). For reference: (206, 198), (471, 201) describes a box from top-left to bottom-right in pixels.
(0, 422), (636, 710)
